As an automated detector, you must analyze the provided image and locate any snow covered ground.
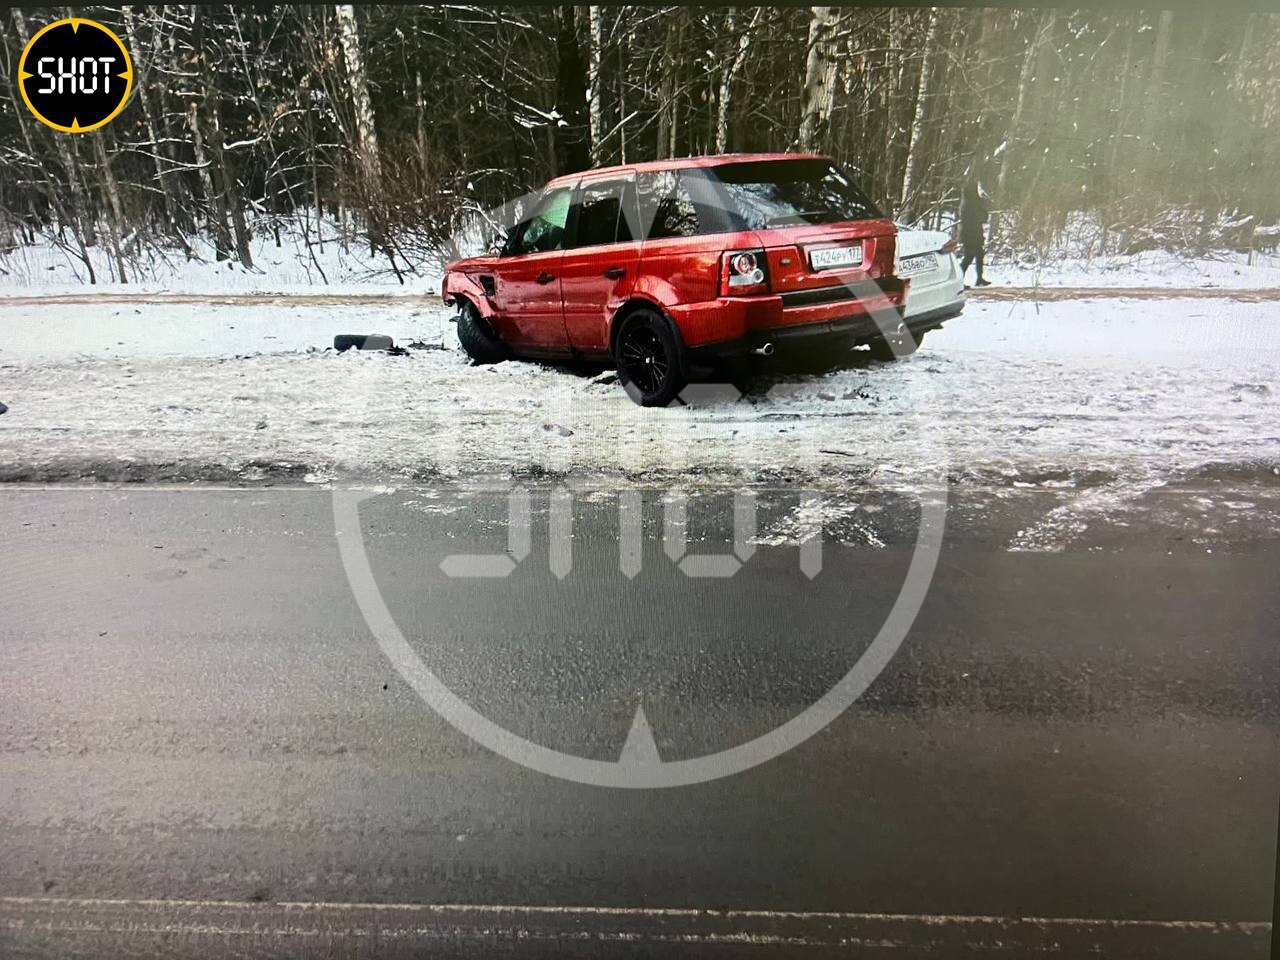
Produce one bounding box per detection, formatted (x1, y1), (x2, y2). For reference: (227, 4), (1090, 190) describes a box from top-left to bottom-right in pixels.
(988, 248), (1280, 290)
(4, 224), (1280, 297)
(4, 217), (1277, 552)
(1, 295), (1276, 498)
(0, 229), (446, 298)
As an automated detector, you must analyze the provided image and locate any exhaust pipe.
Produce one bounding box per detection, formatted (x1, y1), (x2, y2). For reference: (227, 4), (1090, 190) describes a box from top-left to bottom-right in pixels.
(753, 343), (775, 357)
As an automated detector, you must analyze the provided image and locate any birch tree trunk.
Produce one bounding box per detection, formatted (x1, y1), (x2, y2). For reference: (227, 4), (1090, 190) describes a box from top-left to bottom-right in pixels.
(884, 8), (904, 197)
(335, 2), (402, 279)
(798, 7), (838, 151)
(335, 4), (383, 190)
(715, 9), (760, 153)
(898, 7), (942, 218)
(586, 6), (605, 165)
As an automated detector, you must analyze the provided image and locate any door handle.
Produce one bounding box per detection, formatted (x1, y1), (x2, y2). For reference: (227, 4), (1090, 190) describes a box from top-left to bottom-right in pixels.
(603, 266), (626, 280)
(536, 272), (556, 285)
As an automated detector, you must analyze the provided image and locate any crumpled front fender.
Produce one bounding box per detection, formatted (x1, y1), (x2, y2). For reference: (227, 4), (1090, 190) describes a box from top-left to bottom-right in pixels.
(442, 271), (496, 318)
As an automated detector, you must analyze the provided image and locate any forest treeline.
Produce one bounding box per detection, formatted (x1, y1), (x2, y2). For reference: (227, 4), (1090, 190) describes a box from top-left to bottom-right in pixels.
(2, 6), (1278, 283)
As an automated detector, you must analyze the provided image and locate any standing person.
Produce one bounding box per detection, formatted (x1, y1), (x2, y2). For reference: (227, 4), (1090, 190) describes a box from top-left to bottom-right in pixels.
(960, 179), (992, 287)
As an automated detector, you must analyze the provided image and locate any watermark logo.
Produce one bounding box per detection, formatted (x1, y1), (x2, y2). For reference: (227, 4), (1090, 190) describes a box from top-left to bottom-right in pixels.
(335, 480), (944, 789)
(336, 176), (949, 788)
(19, 18), (133, 134)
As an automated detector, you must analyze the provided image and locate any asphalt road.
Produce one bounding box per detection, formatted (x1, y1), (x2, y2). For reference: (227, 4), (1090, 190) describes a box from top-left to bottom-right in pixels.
(1, 480), (1276, 958)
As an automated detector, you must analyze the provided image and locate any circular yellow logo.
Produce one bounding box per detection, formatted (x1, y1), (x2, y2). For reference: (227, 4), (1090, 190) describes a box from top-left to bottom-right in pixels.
(18, 17), (133, 134)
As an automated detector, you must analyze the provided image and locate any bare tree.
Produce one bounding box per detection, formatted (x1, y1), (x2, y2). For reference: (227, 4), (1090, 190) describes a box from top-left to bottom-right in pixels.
(2, 5), (1277, 277)
(586, 5), (605, 165)
(798, 6), (838, 151)
(898, 6), (943, 218)
(335, 4), (382, 190)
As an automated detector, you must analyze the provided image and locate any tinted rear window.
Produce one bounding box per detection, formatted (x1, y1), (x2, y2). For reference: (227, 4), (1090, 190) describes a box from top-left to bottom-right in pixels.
(709, 160), (883, 230)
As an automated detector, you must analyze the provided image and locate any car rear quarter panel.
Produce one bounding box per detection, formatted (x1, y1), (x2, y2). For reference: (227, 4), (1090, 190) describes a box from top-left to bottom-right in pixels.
(627, 232), (757, 348)
(632, 232), (754, 306)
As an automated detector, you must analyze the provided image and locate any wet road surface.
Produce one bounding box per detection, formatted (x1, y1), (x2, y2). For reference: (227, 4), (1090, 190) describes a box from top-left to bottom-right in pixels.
(0, 481), (1276, 957)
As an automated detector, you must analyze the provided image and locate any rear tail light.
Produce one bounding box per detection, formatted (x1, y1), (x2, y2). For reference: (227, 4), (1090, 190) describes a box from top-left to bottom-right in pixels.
(720, 249), (770, 296)
(941, 237), (958, 254)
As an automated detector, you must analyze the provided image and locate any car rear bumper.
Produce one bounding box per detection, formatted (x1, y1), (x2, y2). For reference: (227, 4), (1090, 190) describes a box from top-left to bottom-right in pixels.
(903, 302), (964, 334)
(903, 275), (965, 322)
(685, 298), (963, 360)
(670, 277), (909, 356)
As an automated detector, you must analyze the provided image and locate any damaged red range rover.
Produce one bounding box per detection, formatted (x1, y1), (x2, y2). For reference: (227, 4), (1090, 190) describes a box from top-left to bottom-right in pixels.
(443, 154), (951, 406)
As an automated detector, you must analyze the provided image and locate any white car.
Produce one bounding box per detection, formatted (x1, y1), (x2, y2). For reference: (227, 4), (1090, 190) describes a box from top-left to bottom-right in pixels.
(895, 223), (966, 332)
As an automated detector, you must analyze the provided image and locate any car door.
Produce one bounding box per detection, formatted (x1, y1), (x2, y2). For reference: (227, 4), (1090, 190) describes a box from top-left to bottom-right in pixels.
(490, 185), (575, 356)
(559, 174), (642, 356)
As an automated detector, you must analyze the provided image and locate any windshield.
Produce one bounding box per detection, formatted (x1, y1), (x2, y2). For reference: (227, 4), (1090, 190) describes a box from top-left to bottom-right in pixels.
(709, 159), (884, 229)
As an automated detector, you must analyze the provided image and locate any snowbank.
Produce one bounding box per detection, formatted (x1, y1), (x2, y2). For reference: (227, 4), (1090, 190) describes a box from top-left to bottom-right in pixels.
(1, 296), (1276, 493)
(4, 217), (1279, 297)
(988, 248), (1280, 290)
(0, 224), (445, 298)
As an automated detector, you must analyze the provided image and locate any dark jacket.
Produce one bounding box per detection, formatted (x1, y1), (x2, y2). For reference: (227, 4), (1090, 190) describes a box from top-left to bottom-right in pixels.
(960, 184), (989, 244)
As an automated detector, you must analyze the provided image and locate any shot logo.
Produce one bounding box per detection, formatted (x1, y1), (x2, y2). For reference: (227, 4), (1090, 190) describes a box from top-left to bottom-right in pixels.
(19, 18), (133, 133)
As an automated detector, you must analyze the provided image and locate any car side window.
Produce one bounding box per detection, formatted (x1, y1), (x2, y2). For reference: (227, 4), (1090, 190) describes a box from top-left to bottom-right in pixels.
(638, 171), (698, 240)
(569, 178), (636, 248)
(637, 170), (734, 240)
(503, 187), (573, 256)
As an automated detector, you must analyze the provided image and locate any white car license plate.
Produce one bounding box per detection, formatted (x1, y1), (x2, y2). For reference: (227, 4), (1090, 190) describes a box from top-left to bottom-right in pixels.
(898, 253), (938, 277)
(809, 245), (863, 271)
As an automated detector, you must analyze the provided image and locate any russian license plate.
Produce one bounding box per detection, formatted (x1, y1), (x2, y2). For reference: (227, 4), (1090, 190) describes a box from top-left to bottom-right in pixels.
(809, 245), (863, 271)
(898, 253), (938, 277)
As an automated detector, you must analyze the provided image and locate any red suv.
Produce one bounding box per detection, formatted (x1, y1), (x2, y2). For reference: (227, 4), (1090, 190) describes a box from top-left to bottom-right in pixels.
(443, 154), (921, 405)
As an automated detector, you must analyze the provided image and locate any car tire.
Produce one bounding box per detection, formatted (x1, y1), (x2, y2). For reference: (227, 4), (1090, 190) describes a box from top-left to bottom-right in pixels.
(614, 308), (688, 407)
(868, 329), (922, 361)
(334, 334), (365, 353)
(455, 299), (508, 364)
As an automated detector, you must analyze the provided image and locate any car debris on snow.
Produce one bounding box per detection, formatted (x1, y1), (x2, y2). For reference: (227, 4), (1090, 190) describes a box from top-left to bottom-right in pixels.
(334, 333), (396, 352)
